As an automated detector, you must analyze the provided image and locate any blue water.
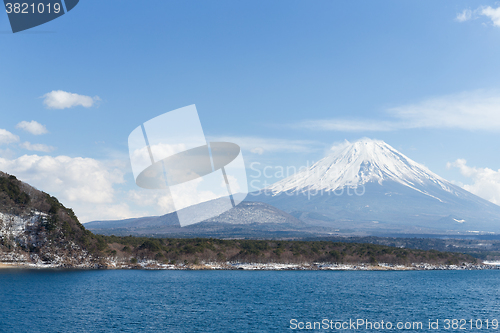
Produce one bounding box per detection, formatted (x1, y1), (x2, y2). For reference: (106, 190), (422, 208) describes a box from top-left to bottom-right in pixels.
(1, 270), (500, 332)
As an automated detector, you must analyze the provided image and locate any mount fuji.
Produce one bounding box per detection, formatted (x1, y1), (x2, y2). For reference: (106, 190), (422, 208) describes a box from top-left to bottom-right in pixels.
(250, 138), (500, 235)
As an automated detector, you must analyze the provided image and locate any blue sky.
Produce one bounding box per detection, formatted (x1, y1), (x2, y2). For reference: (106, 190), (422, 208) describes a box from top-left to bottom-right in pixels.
(1, 0), (500, 222)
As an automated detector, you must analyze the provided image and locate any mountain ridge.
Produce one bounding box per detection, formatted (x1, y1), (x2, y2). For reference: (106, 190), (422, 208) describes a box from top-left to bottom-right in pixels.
(85, 201), (310, 237)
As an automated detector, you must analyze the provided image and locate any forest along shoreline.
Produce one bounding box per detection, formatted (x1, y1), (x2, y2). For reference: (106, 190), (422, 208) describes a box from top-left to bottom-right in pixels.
(1, 237), (498, 270)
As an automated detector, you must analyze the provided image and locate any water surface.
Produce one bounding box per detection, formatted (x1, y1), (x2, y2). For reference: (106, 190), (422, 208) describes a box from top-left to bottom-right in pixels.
(1, 270), (499, 332)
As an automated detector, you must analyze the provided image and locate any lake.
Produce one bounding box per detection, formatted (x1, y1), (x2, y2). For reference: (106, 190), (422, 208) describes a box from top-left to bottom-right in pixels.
(1, 270), (499, 332)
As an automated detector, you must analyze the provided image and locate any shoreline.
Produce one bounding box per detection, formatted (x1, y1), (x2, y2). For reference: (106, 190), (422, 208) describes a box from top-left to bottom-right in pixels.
(1, 261), (499, 271)
(0, 262), (23, 269)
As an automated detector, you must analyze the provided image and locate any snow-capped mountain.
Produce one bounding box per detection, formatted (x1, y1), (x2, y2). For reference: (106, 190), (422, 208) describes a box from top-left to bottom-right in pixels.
(252, 138), (500, 234)
(267, 139), (457, 200)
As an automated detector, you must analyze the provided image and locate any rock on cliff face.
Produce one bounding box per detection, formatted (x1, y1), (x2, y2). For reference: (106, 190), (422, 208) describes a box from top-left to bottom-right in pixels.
(0, 171), (107, 268)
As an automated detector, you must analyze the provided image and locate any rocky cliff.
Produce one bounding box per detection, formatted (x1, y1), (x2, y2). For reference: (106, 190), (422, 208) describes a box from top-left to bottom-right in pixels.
(0, 171), (107, 268)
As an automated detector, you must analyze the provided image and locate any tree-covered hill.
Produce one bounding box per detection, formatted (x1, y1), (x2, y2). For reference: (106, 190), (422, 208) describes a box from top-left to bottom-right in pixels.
(0, 171), (108, 267)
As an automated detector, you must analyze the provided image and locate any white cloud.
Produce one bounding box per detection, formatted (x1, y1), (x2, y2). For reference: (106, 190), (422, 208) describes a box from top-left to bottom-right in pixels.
(447, 159), (500, 205)
(0, 129), (20, 145)
(129, 174), (234, 216)
(0, 155), (124, 204)
(456, 9), (472, 22)
(225, 174), (241, 194)
(43, 90), (101, 109)
(0, 155), (129, 222)
(149, 143), (186, 160)
(0, 148), (15, 159)
(169, 175), (226, 211)
(250, 147), (264, 155)
(16, 120), (48, 135)
(328, 139), (352, 155)
(387, 90), (500, 130)
(78, 203), (143, 223)
(292, 119), (397, 132)
(456, 6), (500, 27)
(290, 90), (500, 132)
(0, 152), (180, 222)
(19, 142), (55, 153)
(210, 136), (322, 154)
(128, 189), (176, 214)
(481, 6), (500, 26)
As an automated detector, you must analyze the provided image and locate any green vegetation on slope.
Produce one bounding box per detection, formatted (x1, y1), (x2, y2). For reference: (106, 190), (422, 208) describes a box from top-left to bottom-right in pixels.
(0, 173), (108, 261)
(0, 175), (30, 206)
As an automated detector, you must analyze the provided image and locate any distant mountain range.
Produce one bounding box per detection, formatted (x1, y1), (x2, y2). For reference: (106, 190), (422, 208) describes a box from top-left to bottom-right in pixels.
(85, 201), (320, 238)
(86, 138), (500, 237)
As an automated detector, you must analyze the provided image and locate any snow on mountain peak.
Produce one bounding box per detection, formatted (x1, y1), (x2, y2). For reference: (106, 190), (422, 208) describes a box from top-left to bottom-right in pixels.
(267, 138), (456, 199)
